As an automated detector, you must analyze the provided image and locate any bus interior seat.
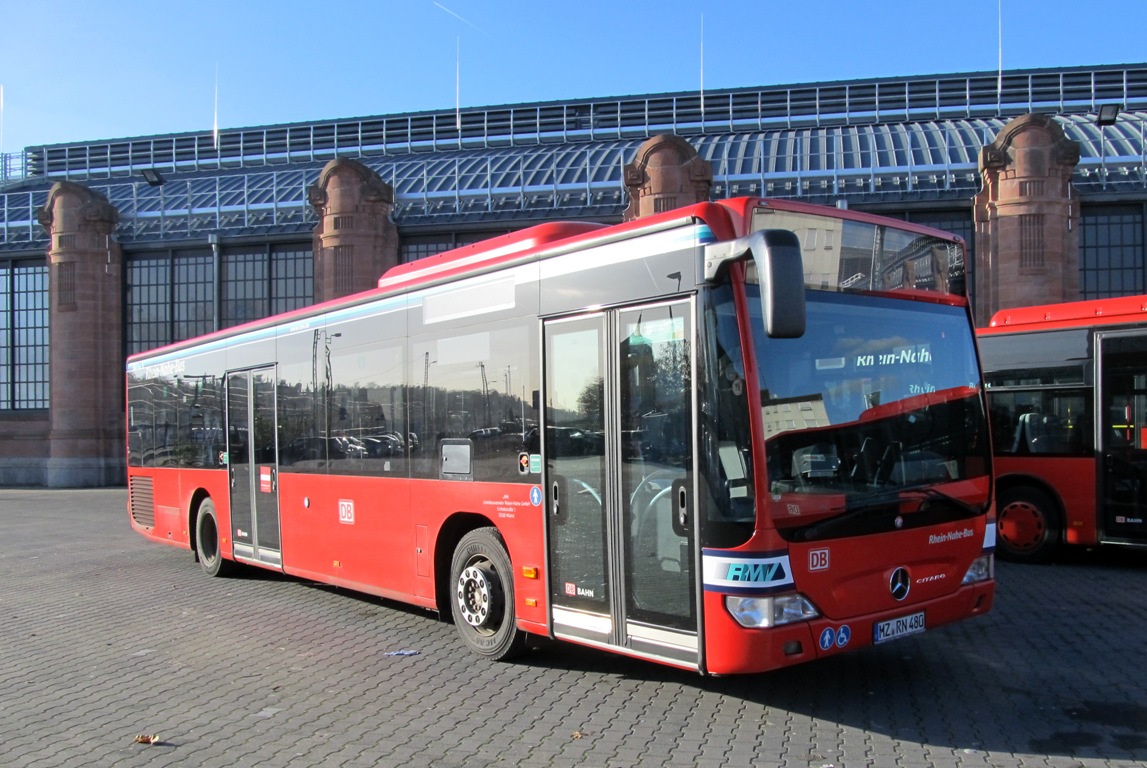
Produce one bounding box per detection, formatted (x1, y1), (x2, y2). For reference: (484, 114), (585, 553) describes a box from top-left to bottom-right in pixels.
(1014, 412), (1068, 454)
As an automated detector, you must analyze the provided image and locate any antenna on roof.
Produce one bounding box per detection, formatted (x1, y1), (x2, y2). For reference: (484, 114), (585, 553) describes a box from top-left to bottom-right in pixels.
(699, 14), (705, 124)
(213, 63), (220, 152)
(996, 0), (1003, 113)
(0, 83), (5, 155)
(456, 37), (461, 132)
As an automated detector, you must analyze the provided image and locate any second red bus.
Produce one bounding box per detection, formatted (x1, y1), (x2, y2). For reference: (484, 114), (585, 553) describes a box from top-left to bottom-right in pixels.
(979, 295), (1147, 561)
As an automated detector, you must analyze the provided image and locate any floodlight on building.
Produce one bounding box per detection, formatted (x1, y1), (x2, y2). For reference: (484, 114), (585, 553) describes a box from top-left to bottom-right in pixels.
(1097, 104), (1121, 126)
(141, 168), (165, 186)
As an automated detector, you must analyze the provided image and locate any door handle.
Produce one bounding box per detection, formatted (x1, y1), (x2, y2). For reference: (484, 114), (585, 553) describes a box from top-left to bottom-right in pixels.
(671, 478), (690, 537)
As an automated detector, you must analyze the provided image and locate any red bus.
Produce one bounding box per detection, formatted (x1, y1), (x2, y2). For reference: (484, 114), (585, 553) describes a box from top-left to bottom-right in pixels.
(979, 295), (1147, 562)
(127, 197), (995, 675)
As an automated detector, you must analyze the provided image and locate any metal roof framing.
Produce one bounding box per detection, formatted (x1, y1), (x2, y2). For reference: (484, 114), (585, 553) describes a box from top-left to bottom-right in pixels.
(1, 64), (1146, 250)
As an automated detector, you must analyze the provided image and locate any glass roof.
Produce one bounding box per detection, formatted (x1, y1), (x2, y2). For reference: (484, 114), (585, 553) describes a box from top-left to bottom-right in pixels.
(2, 63), (1145, 249)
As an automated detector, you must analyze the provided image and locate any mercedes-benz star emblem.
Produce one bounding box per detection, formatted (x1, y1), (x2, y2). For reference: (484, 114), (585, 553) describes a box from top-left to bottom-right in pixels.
(890, 567), (911, 601)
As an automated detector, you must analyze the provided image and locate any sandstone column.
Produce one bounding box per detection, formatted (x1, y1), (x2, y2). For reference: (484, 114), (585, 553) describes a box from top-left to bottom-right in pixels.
(37, 182), (124, 486)
(307, 159), (399, 303)
(973, 114), (1081, 326)
(623, 135), (712, 221)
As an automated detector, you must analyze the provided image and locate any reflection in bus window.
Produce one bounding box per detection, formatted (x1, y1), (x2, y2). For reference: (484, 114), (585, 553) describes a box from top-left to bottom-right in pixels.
(750, 289), (988, 513)
(411, 319), (537, 482)
(699, 285), (756, 549)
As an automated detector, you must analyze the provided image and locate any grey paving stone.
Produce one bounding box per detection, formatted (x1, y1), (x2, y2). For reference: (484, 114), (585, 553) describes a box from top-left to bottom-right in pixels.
(1, 488), (1146, 767)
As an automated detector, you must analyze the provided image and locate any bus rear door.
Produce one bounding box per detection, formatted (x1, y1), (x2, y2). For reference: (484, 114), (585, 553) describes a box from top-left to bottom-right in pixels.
(227, 366), (284, 568)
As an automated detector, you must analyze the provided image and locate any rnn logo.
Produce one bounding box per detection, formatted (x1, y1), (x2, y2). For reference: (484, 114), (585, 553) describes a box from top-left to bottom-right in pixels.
(724, 560), (786, 583)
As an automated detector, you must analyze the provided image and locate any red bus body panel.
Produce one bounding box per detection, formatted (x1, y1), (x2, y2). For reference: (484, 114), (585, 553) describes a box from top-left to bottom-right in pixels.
(132, 469), (552, 632)
(704, 578), (994, 676)
(992, 456), (1098, 546)
(129, 467), (230, 555)
(703, 489), (996, 675)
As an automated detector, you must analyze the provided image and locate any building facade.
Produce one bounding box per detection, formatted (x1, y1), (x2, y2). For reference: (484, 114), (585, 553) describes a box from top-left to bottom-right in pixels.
(1, 63), (1145, 486)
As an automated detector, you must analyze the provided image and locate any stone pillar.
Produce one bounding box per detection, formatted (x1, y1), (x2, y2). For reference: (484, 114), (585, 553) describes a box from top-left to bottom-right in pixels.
(37, 182), (125, 487)
(623, 135), (712, 221)
(307, 159), (399, 303)
(973, 114), (1081, 326)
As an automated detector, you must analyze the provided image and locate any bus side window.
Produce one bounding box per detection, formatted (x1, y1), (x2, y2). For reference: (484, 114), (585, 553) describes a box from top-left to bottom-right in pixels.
(990, 391), (1092, 456)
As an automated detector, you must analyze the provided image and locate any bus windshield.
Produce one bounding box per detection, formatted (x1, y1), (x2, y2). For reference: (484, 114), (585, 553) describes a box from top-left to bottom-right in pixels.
(749, 289), (990, 539)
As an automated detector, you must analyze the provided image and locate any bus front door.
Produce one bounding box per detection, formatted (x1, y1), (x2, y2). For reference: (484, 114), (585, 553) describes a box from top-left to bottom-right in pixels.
(544, 300), (699, 669)
(1098, 331), (1147, 545)
(227, 367), (284, 568)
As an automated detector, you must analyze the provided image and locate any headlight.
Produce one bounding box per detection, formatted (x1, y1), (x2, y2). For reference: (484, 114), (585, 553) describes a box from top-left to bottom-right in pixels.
(961, 553), (994, 584)
(725, 593), (820, 628)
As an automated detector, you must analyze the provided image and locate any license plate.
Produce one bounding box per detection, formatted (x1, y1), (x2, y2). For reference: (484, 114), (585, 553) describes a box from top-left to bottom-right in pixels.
(873, 611), (925, 644)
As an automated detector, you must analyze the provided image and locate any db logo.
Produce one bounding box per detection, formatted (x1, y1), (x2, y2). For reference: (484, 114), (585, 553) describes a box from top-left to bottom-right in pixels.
(338, 499), (355, 525)
(809, 548), (830, 572)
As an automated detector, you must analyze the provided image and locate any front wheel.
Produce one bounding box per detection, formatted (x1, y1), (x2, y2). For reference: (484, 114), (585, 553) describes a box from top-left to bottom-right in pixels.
(449, 527), (528, 660)
(195, 498), (234, 577)
(996, 485), (1062, 563)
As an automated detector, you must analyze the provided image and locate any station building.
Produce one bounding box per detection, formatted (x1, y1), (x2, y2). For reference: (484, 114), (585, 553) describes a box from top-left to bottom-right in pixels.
(1, 63), (1145, 486)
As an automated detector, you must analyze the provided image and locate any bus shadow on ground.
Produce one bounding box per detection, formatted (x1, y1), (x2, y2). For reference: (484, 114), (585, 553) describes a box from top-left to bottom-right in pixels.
(224, 548), (1147, 763)
(512, 556), (1147, 763)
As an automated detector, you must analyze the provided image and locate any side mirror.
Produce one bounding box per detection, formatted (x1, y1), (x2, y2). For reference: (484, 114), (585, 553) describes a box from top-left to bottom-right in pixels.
(703, 229), (806, 338)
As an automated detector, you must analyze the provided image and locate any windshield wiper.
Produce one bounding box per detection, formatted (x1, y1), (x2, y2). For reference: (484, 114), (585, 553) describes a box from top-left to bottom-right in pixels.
(792, 484), (980, 542)
(902, 486), (982, 517)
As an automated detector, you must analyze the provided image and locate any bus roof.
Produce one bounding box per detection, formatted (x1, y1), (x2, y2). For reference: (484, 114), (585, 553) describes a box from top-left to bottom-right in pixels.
(376, 221), (607, 292)
(375, 200), (741, 292)
(984, 294), (1147, 333)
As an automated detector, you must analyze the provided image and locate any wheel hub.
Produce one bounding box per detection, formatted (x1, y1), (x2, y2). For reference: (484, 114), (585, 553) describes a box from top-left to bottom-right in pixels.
(457, 563), (496, 629)
(999, 500), (1045, 552)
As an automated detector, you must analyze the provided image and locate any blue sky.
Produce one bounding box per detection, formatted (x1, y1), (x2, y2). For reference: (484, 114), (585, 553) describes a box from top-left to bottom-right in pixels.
(1, 0), (1145, 153)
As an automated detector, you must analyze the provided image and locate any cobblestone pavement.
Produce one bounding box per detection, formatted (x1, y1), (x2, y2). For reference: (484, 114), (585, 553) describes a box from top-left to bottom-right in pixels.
(1, 488), (1145, 768)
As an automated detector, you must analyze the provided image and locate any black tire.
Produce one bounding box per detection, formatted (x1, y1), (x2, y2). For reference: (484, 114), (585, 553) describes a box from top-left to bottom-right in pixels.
(195, 498), (234, 577)
(996, 485), (1062, 563)
(449, 527), (528, 660)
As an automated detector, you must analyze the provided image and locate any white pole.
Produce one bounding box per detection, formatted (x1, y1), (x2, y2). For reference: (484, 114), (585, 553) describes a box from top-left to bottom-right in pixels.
(997, 0), (1003, 112)
(214, 64), (220, 151)
(699, 14), (705, 123)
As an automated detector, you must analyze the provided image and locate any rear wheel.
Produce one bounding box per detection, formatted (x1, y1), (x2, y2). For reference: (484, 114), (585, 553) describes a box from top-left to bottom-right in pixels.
(450, 527), (528, 660)
(996, 486), (1062, 563)
(195, 498), (234, 577)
